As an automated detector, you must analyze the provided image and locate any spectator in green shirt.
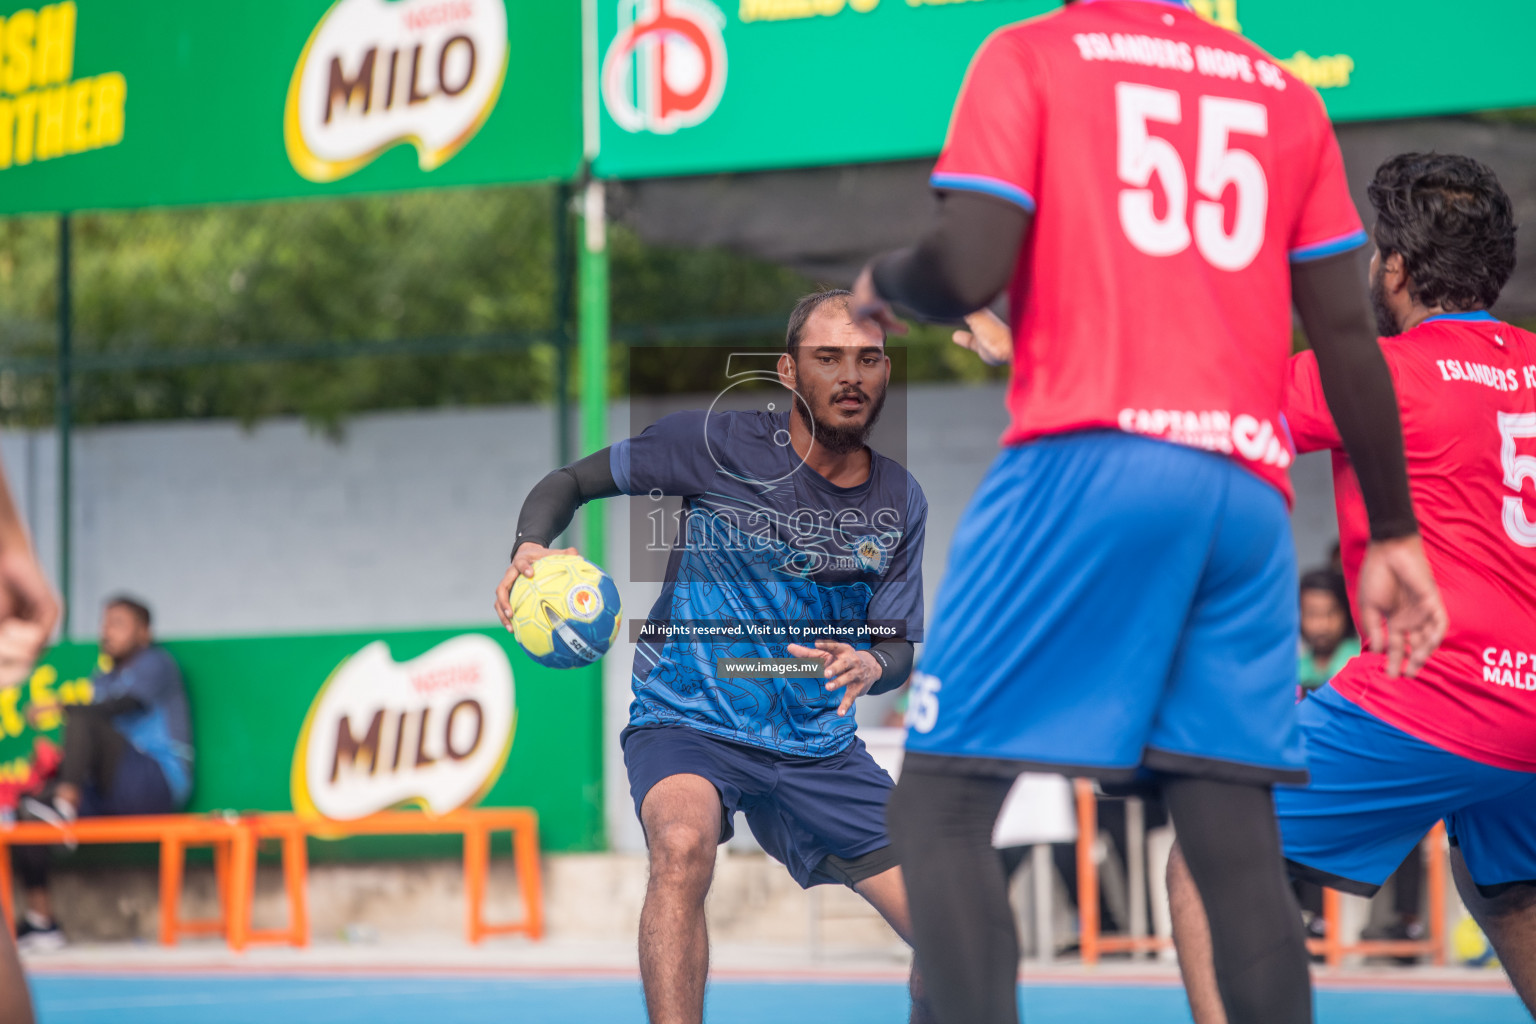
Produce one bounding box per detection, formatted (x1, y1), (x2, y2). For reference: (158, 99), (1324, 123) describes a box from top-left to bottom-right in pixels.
(1298, 568), (1360, 694)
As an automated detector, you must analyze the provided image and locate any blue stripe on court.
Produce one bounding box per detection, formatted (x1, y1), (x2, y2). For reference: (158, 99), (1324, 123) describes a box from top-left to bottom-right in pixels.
(27, 974), (1527, 1024)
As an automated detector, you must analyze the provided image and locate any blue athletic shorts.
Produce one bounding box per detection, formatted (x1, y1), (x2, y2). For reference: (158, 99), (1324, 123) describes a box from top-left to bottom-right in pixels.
(621, 724), (894, 888)
(1280, 685), (1536, 898)
(903, 431), (1305, 784)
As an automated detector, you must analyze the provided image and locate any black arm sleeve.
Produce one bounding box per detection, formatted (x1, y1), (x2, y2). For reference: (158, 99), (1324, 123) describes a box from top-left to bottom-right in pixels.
(512, 447), (622, 556)
(867, 640), (915, 696)
(1291, 250), (1419, 540)
(870, 190), (1032, 321)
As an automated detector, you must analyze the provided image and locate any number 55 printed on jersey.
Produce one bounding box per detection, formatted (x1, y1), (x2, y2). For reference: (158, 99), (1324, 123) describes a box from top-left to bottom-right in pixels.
(1116, 82), (1269, 272)
(906, 671), (942, 734)
(1499, 412), (1536, 547)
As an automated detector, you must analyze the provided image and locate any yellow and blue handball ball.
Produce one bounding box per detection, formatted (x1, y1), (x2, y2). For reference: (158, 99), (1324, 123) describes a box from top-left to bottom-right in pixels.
(509, 553), (622, 669)
(1453, 916), (1499, 968)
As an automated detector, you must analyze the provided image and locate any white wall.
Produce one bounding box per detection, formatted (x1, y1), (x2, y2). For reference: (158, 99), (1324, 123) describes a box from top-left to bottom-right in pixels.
(2, 405), (569, 639)
(1, 383), (1337, 851)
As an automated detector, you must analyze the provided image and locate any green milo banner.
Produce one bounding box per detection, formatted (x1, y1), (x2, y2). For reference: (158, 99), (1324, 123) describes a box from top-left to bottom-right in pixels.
(593, 0), (1536, 179)
(0, 0), (1529, 208)
(0, 0), (582, 214)
(0, 627), (604, 856)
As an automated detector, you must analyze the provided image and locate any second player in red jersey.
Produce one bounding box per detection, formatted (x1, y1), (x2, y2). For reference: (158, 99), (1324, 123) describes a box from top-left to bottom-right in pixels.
(1172, 154), (1536, 1023)
(1289, 312), (1536, 772)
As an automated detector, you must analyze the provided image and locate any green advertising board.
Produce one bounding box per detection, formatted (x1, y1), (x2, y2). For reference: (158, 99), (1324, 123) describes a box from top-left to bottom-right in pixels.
(593, 0), (1536, 180)
(0, 0), (1529, 209)
(0, 626), (604, 857)
(0, 0), (583, 214)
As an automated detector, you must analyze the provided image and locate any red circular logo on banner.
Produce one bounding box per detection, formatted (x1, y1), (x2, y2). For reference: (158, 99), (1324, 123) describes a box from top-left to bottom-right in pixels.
(602, 0), (727, 135)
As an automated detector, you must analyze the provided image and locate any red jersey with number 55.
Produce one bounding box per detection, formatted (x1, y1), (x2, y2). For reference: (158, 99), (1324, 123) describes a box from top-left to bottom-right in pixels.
(934, 0), (1366, 501)
(1287, 313), (1536, 773)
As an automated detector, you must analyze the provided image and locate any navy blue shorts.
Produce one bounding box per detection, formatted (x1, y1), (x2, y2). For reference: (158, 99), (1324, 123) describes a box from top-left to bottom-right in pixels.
(81, 743), (175, 817)
(1280, 686), (1536, 898)
(621, 724), (894, 888)
(904, 432), (1305, 784)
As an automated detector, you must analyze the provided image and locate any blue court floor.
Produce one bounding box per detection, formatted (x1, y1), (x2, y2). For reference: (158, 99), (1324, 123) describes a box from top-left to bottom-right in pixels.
(26, 974), (1528, 1024)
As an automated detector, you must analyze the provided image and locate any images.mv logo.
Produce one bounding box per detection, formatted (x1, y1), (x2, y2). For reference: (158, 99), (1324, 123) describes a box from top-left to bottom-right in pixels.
(602, 0), (727, 135)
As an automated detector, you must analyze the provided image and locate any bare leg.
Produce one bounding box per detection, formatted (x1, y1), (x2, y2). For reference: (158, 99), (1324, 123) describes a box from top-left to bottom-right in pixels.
(852, 865), (937, 1024)
(1451, 847), (1536, 1015)
(638, 774), (724, 1024)
(1168, 841), (1230, 1024)
(0, 927), (34, 1024)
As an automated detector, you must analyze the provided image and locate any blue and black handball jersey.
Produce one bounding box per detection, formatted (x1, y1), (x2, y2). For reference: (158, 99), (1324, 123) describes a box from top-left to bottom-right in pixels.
(612, 409), (927, 758)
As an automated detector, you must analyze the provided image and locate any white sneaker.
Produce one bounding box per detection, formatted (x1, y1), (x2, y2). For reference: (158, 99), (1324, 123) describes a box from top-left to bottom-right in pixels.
(15, 915), (65, 954)
(20, 796), (77, 850)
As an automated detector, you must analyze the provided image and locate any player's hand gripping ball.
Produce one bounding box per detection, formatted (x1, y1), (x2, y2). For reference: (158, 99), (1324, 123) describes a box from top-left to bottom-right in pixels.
(509, 553), (622, 669)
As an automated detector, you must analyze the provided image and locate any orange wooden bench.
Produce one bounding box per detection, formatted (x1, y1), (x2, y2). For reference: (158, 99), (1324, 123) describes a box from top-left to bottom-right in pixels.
(0, 814), (250, 946)
(1072, 780), (1448, 966)
(1309, 822), (1447, 967)
(228, 807), (544, 951)
(1074, 779), (1172, 962)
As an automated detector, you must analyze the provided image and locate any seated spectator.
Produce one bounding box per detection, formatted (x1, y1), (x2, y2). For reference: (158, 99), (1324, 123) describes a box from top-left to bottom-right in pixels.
(1297, 568), (1359, 695)
(13, 595), (192, 951)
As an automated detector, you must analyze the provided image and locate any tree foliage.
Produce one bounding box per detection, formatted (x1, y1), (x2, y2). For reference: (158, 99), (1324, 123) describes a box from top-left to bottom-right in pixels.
(0, 186), (1004, 430)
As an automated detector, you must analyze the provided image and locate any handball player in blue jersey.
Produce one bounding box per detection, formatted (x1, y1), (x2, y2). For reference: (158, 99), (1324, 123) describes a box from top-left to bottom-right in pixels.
(495, 290), (931, 1024)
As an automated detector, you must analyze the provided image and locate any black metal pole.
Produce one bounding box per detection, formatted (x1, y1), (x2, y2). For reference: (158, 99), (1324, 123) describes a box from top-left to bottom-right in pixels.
(553, 183), (574, 469)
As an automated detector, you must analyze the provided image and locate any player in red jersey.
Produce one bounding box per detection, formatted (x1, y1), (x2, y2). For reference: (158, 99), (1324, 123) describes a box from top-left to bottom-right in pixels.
(1170, 154), (1536, 1022)
(849, 2), (1447, 1022)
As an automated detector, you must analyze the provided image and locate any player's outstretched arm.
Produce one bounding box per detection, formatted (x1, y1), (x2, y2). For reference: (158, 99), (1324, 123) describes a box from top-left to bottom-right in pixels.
(1293, 249), (1447, 675)
(853, 191), (1032, 328)
(0, 454), (58, 689)
(0, 454), (49, 1024)
(494, 448), (621, 628)
(511, 447), (621, 564)
(951, 308), (1012, 367)
(1355, 535), (1446, 679)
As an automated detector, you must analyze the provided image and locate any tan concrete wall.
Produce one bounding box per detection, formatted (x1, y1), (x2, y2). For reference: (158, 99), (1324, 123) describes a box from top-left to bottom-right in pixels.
(27, 850), (901, 951)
